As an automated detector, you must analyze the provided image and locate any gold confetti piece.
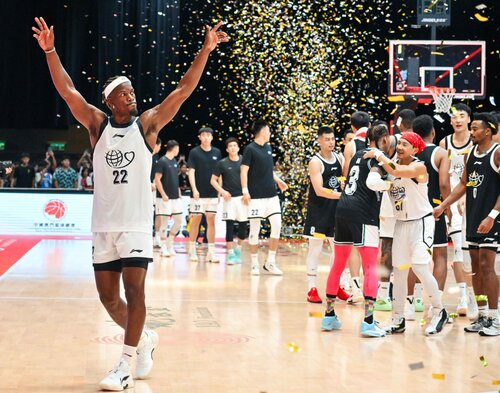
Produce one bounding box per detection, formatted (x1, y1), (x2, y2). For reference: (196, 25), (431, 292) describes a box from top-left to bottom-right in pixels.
(336, 176), (346, 182)
(419, 319), (426, 327)
(388, 96), (405, 102)
(432, 373), (445, 380)
(492, 380), (500, 385)
(398, 264), (411, 270)
(329, 79), (341, 88)
(426, 248), (433, 256)
(309, 311), (323, 318)
(313, 233), (326, 239)
(458, 149), (471, 155)
(297, 124), (307, 133)
(432, 198), (442, 205)
(287, 342), (301, 353)
(474, 13), (488, 22)
(430, 51), (444, 56)
(479, 356), (488, 367)
(448, 313), (458, 319)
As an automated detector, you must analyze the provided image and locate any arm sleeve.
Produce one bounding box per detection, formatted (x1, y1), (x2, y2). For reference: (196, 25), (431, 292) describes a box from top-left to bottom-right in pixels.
(366, 171), (391, 192)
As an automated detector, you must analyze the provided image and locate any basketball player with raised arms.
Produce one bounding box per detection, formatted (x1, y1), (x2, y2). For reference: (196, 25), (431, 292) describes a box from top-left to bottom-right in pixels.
(322, 124), (392, 338)
(365, 132), (448, 336)
(303, 126), (349, 303)
(33, 16), (228, 390)
(439, 103), (473, 315)
(435, 113), (500, 336)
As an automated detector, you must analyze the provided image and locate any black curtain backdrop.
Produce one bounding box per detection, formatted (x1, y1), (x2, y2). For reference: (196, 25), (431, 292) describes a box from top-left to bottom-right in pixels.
(0, 0), (180, 130)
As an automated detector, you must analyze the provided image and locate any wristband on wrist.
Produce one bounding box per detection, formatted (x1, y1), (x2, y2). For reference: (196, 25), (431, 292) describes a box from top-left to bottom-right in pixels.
(488, 209), (499, 219)
(374, 150), (383, 160)
(44, 47), (56, 54)
(242, 187), (249, 194)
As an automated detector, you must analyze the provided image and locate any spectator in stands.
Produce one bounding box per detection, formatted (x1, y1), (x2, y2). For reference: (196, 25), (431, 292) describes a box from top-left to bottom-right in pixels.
(54, 156), (78, 188)
(11, 152), (35, 188)
(80, 166), (93, 190)
(178, 162), (191, 196)
(37, 160), (53, 188)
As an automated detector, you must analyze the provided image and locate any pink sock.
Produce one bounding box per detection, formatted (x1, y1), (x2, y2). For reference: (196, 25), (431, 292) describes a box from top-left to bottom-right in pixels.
(326, 245), (352, 297)
(358, 246), (379, 299)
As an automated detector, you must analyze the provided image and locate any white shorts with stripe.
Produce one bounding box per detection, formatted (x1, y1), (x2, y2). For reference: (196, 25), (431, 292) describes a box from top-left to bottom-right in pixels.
(379, 216), (396, 239)
(156, 198), (183, 216)
(247, 196), (281, 220)
(392, 215), (434, 267)
(222, 196), (249, 222)
(189, 198), (218, 215)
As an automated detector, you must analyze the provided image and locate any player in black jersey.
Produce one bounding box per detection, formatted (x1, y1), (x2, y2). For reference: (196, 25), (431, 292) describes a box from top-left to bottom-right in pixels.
(33, 16), (228, 390)
(435, 112), (500, 336)
(303, 126), (349, 303)
(341, 111), (371, 301)
(322, 124), (392, 337)
(413, 115), (451, 304)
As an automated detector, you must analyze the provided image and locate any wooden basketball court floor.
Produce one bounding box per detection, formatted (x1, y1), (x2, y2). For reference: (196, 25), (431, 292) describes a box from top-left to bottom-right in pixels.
(0, 237), (498, 393)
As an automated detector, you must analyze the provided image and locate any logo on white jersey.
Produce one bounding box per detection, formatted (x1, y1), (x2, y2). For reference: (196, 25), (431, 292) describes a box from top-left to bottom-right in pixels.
(390, 186), (406, 201)
(105, 149), (135, 169)
(452, 162), (465, 177)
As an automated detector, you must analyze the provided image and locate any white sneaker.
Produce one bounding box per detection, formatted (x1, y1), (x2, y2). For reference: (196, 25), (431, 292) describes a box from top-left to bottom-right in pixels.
(340, 270), (351, 291)
(263, 261), (283, 275)
(478, 317), (500, 337)
(425, 308), (448, 336)
(188, 249), (199, 262)
(348, 288), (364, 304)
(466, 291), (479, 320)
(153, 236), (162, 248)
(405, 298), (416, 321)
(160, 245), (169, 257)
(251, 263), (260, 276)
(207, 253), (220, 263)
(99, 358), (134, 391)
(456, 296), (468, 316)
(136, 329), (159, 379)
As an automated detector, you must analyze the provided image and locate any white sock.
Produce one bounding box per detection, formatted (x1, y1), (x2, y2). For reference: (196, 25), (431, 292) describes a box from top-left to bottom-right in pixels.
(458, 282), (467, 298)
(166, 237), (173, 249)
(267, 250), (276, 264)
(307, 275), (316, 291)
(189, 241), (196, 253)
(351, 276), (361, 291)
(478, 304), (487, 316)
(488, 309), (498, 319)
(251, 253), (259, 266)
(208, 243), (215, 255)
(414, 283), (423, 299)
(122, 344), (136, 365)
(377, 281), (390, 299)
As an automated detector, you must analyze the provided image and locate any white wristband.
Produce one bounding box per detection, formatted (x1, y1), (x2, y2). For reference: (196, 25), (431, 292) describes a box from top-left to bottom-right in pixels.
(488, 209), (499, 219)
(374, 150), (383, 160)
(242, 187), (249, 194)
(44, 47), (56, 54)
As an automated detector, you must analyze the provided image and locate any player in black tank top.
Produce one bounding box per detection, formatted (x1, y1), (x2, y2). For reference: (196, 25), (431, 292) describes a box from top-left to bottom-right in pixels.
(434, 113), (500, 335)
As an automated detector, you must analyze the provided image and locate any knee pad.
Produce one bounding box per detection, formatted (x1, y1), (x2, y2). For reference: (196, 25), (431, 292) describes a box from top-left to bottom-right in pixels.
(249, 219), (260, 245)
(268, 214), (282, 239)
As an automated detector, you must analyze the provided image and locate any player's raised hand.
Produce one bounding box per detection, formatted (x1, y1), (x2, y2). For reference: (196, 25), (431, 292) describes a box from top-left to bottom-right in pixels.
(32, 17), (54, 52)
(202, 22), (229, 52)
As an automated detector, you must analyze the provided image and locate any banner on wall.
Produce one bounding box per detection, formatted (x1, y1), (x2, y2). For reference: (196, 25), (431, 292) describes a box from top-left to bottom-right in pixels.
(0, 191), (92, 235)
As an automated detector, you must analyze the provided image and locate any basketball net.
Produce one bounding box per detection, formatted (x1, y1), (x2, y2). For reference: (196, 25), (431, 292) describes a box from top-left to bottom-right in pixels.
(429, 86), (456, 115)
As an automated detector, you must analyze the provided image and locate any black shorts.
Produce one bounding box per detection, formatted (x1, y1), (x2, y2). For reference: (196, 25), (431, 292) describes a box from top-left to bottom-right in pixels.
(433, 215), (448, 247)
(303, 201), (336, 238)
(334, 217), (379, 248)
(466, 234), (499, 251)
(93, 258), (151, 272)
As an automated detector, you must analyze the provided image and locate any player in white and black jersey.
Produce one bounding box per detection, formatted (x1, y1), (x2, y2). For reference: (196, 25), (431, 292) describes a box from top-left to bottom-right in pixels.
(439, 103), (474, 314)
(241, 120), (288, 276)
(210, 137), (248, 265)
(340, 111), (371, 302)
(187, 127), (222, 262)
(155, 140), (183, 258)
(435, 113), (500, 336)
(33, 17), (228, 390)
(366, 132), (448, 336)
(412, 115), (452, 315)
(303, 126), (349, 303)
(322, 124), (393, 338)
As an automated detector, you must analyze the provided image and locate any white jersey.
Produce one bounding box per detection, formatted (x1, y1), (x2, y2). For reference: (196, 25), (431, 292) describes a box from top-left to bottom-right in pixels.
(388, 160), (432, 221)
(92, 116), (153, 233)
(444, 134), (473, 188)
(380, 134), (401, 218)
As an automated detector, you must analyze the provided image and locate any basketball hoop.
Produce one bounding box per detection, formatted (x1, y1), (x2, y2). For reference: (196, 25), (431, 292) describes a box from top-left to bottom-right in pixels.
(429, 86), (456, 115)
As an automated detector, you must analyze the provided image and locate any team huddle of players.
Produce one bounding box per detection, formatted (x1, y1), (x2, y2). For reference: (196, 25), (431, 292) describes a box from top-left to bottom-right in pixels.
(302, 106), (499, 338)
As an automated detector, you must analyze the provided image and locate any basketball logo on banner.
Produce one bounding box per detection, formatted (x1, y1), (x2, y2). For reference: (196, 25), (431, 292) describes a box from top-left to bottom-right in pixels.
(43, 199), (67, 221)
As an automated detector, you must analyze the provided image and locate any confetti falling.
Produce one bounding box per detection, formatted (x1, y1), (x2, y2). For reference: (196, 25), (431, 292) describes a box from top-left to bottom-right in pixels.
(479, 355), (488, 367)
(432, 373), (445, 380)
(287, 342), (302, 353)
(309, 311), (323, 318)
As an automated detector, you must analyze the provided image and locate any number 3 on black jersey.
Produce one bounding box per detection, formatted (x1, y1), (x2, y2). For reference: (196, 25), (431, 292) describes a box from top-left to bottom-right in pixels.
(345, 165), (360, 195)
(113, 169), (128, 184)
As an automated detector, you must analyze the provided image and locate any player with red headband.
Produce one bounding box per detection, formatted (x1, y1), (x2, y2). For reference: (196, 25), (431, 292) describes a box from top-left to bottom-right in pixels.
(364, 132), (448, 336)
